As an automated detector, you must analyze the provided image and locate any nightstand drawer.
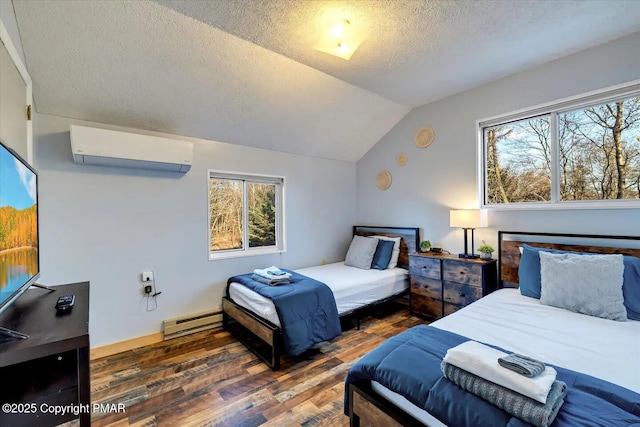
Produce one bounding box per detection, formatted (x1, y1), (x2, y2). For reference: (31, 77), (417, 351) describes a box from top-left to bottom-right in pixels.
(409, 256), (441, 280)
(443, 281), (482, 307)
(411, 294), (443, 319)
(411, 276), (442, 300)
(442, 260), (483, 287)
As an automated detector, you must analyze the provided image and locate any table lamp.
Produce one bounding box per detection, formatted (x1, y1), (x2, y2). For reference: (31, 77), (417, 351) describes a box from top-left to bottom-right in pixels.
(450, 209), (487, 259)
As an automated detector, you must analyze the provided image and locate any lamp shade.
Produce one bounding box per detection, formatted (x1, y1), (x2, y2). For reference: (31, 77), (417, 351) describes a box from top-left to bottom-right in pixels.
(450, 209), (487, 228)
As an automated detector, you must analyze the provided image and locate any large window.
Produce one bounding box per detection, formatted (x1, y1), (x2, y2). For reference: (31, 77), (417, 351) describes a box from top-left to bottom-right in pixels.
(208, 171), (285, 259)
(481, 82), (640, 208)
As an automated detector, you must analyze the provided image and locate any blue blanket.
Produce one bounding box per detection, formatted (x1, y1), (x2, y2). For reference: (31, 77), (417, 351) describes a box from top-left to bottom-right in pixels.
(344, 325), (640, 426)
(228, 270), (341, 356)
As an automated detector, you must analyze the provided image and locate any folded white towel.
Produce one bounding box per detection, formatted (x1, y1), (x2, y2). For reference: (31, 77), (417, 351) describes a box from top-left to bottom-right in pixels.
(253, 266), (292, 280)
(443, 341), (556, 404)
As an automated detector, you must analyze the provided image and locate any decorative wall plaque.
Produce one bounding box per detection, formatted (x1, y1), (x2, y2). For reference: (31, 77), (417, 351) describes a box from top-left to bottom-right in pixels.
(415, 126), (435, 148)
(376, 170), (392, 190)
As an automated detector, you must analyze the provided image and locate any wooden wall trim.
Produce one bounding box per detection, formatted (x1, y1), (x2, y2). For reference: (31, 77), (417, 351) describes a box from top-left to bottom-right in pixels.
(90, 332), (162, 360)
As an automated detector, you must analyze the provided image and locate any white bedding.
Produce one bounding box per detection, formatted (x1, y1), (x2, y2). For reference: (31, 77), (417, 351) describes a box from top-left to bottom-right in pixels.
(372, 288), (640, 426)
(228, 261), (408, 327)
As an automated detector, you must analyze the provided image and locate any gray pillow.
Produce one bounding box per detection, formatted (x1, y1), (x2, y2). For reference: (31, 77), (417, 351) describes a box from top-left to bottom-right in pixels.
(539, 251), (627, 321)
(345, 235), (378, 270)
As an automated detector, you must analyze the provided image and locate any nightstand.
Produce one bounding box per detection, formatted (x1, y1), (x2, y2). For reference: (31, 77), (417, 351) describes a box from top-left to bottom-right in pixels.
(409, 253), (497, 319)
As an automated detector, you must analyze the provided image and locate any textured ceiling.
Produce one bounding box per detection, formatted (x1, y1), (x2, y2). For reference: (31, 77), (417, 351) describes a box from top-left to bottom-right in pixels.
(155, 0), (640, 107)
(11, 0), (640, 162)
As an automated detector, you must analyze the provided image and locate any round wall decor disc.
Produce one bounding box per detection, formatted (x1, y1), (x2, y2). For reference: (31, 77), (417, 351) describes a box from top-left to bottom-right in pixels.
(376, 170), (392, 190)
(397, 153), (408, 166)
(415, 126), (434, 148)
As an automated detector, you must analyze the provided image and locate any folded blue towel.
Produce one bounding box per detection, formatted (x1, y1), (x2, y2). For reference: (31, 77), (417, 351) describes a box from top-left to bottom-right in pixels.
(251, 274), (290, 286)
(253, 266), (292, 280)
(442, 361), (566, 427)
(498, 353), (546, 378)
(266, 268), (287, 276)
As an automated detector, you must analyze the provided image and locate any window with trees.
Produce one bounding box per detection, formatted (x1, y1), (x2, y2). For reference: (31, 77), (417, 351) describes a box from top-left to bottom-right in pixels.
(208, 171), (285, 259)
(481, 83), (640, 208)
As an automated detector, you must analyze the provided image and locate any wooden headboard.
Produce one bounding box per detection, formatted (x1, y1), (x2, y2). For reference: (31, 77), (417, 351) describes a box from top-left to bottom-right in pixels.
(353, 226), (420, 270)
(499, 231), (640, 288)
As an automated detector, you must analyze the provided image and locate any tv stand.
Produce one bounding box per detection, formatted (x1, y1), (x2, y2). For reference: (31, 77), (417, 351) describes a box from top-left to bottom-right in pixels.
(30, 282), (57, 292)
(0, 326), (29, 340)
(0, 282), (90, 427)
(0, 284), (58, 341)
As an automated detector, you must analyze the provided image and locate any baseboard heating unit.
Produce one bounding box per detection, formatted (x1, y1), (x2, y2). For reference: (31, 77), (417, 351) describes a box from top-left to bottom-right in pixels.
(162, 309), (223, 340)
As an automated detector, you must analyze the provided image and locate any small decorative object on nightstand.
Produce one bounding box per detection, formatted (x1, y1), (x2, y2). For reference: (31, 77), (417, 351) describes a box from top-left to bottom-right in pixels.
(477, 241), (494, 260)
(409, 252), (497, 319)
(419, 240), (431, 252)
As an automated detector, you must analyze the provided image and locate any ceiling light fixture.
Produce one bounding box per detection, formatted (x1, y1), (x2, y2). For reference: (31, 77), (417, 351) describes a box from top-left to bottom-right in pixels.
(313, 19), (365, 61)
(330, 20), (348, 39)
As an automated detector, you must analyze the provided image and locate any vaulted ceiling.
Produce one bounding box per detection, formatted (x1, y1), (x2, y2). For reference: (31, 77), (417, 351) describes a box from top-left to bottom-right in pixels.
(11, 0), (640, 162)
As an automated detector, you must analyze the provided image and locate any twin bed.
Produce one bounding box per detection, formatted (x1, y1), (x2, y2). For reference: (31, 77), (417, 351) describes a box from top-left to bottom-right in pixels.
(346, 231), (640, 426)
(222, 225), (419, 369)
(222, 228), (640, 425)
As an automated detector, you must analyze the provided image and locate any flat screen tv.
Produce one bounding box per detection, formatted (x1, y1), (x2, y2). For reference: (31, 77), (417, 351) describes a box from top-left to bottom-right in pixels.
(0, 140), (40, 321)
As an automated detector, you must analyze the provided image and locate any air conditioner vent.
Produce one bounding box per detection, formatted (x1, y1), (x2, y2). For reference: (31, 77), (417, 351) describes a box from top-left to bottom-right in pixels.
(70, 125), (193, 173)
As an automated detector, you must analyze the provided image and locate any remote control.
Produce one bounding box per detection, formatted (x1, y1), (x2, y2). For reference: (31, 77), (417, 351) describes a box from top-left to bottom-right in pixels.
(55, 294), (75, 314)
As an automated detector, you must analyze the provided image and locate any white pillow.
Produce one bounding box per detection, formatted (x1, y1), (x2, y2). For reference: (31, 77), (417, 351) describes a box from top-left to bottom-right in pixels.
(539, 251), (627, 321)
(373, 235), (401, 269)
(344, 235), (378, 270)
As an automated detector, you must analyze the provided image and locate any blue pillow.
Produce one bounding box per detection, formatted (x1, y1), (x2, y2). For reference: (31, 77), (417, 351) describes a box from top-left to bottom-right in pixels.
(518, 244), (548, 299)
(371, 239), (395, 270)
(623, 255), (640, 320)
(518, 243), (640, 320)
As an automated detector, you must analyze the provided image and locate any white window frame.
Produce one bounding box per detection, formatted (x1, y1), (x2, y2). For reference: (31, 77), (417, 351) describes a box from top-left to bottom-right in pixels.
(477, 79), (640, 210)
(208, 169), (286, 260)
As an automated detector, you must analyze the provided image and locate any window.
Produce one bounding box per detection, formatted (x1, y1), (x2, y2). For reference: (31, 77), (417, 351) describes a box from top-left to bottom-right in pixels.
(480, 81), (640, 208)
(208, 171), (285, 259)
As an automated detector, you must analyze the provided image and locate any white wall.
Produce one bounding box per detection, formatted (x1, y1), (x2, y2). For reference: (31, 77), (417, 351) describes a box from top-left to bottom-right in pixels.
(0, 1), (26, 66)
(357, 32), (640, 253)
(34, 113), (356, 347)
(1, 1), (32, 162)
(0, 39), (27, 159)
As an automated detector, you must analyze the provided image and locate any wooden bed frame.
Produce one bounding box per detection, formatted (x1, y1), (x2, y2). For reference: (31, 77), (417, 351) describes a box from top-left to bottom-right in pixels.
(348, 230), (640, 427)
(498, 231), (640, 288)
(222, 226), (419, 370)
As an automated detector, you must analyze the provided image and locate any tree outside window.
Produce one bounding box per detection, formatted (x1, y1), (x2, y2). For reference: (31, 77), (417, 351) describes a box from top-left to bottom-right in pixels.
(209, 172), (284, 258)
(484, 93), (640, 206)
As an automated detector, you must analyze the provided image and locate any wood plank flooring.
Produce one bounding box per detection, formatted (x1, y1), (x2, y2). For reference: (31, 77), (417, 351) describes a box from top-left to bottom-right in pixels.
(65, 304), (426, 427)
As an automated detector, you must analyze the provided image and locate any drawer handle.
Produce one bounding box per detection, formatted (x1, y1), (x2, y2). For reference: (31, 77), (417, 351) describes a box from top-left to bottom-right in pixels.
(459, 292), (466, 298)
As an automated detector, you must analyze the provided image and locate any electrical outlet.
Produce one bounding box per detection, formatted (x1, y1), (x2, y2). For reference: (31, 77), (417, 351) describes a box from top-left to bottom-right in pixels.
(321, 258), (326, 265)
(141, 271), (153, 282)
(142, 283), (155, 296)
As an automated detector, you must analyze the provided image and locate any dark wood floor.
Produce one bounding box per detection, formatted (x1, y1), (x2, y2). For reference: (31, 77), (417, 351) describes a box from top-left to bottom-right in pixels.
(65, 304), (425, 427)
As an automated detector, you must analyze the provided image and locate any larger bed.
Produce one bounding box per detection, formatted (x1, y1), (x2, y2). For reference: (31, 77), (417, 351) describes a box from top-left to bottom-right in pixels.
(346, 231), (640, 427)
(222, 225), (419, 369)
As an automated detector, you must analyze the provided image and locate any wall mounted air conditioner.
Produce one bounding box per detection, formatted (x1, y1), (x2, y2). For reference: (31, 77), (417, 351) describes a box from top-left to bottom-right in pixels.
(70, 125), (193, 173)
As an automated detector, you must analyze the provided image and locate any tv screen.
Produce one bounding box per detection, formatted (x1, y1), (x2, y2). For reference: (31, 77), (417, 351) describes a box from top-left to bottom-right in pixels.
(0, 140), (39, 316)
